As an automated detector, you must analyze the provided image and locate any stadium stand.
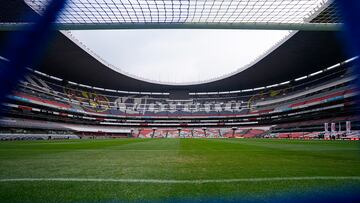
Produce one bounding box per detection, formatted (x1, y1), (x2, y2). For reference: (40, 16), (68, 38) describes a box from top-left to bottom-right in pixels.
(0, 55), (359, 140)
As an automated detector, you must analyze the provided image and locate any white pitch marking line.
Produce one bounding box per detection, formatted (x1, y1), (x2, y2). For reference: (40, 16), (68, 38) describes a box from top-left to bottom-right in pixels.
(0, 177), (360, 184)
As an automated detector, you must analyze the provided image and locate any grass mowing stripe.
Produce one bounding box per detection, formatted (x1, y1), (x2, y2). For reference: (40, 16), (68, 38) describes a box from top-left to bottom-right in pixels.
(1, 176), (360, 184)
(1, 139), (359, 201)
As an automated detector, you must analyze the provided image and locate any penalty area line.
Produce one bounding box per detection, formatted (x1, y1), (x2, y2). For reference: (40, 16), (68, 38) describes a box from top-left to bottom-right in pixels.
(0, 177), (360, 184)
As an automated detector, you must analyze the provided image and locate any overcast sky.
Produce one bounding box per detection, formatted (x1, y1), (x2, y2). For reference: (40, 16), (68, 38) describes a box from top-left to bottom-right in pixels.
(71, 30), (290, 84)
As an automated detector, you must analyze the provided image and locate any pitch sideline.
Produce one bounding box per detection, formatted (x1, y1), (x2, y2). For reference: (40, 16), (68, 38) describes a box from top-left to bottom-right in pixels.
(1, 176), (360, 184)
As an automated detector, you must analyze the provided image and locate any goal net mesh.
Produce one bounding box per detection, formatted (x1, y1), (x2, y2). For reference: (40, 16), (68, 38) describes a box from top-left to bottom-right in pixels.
(23, 0), (341, 25)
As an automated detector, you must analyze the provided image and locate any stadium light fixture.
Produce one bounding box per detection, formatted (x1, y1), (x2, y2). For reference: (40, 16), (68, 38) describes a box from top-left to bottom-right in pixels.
(309, 70), (323, 76)
(116, 90), (128, 94)
(33, 70), (47, 77)
(266, 84), (279, 88)
(104, 89), (116, 93)
(242, 89), (253, 92)
(0, 56), (9, 62)
(229, 90), (242, 94)
(93, 87), (104, 91)
(78, 83), (92, 88)
(344, 56), (359, 63)
(280, 81), (290, 85)
(49, 76), (63, 81)
(151, 92), (164, 95)
(326, 63), (340, 70)
(128, 91), (140, 95)
(219, 91), (230, 94)
(295, 76), (308, 81)
(253, 87), (265, 91)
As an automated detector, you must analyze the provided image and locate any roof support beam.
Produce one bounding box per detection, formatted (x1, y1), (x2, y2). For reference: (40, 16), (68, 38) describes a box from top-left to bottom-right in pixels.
(0, 22), (342, 31)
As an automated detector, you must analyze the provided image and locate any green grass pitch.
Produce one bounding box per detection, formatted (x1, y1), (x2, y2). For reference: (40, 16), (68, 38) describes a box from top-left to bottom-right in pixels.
(0, 138), (359, 202)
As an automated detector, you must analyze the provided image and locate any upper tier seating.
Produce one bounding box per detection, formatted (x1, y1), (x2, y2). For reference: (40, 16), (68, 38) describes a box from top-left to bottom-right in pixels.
(2, 62), (357, 121)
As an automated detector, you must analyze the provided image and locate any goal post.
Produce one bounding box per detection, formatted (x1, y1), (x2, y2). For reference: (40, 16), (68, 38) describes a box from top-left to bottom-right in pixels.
(0, 22), (342, 31)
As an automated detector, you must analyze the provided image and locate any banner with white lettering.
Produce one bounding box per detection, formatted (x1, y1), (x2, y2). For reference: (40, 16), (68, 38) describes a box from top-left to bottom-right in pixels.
(346, 121), (351, 134)
(331, 123), (336, 132)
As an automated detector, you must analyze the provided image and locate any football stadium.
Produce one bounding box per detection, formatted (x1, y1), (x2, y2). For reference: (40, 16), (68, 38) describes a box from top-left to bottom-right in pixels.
(0, 0), (360, 202)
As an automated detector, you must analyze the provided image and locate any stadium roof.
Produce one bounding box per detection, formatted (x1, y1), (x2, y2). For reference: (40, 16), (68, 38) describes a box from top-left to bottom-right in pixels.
(2, 29), (345, 92)
(0, 0), (351, 92)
